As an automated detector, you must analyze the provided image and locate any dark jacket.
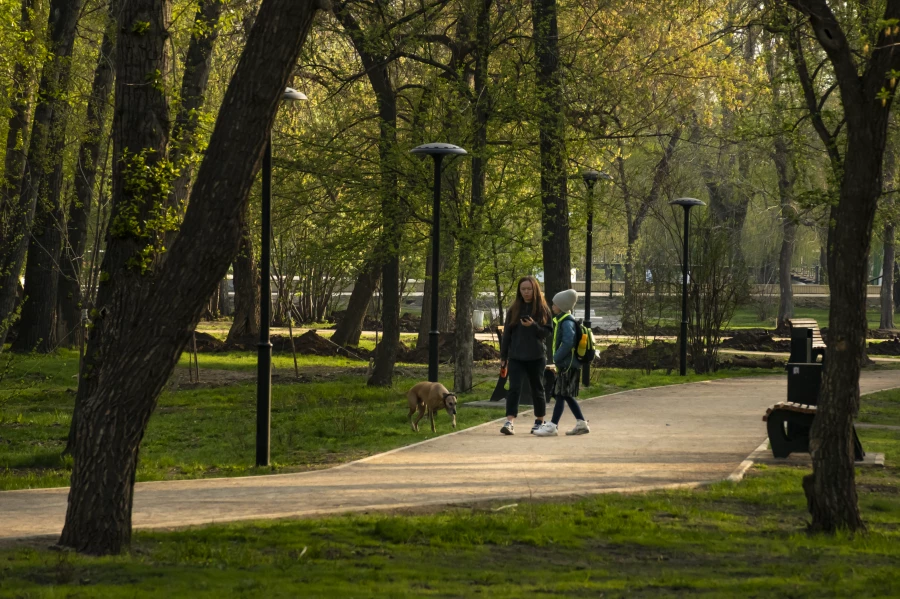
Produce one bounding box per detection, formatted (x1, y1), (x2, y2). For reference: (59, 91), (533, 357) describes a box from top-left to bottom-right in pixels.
(500, 303), (551, 361)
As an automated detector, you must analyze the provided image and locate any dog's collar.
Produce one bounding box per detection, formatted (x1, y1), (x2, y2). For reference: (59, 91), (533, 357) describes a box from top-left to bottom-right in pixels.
(442, 392), (456, 404)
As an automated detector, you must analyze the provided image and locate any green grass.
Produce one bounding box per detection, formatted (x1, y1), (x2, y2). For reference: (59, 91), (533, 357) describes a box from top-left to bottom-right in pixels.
(0, 350), (784, 491)
(860, 388), (900, 427)
(2, 442), (900, 596)
(3, 355), (900, 596)
(728, 306), (884, 330)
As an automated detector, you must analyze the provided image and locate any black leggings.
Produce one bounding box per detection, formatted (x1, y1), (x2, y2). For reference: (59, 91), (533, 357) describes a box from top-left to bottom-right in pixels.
(506, 358), (547, 418)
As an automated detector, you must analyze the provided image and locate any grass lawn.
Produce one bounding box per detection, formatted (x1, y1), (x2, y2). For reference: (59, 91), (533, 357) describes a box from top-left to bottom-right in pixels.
(0, 349), (784, 491)
(2, 397), (899, 597)
(728, 306), (884, 330)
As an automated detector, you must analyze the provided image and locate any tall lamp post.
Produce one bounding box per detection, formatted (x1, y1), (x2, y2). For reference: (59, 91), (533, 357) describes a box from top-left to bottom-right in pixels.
(257, 87), (306, 468)
(669, 197), (705, 376)
(581, 169), (612, 386)
(410, 143), (467, 383)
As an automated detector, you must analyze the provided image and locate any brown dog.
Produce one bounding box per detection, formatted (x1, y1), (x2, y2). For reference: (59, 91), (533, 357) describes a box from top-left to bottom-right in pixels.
(407, 382), (458, 432)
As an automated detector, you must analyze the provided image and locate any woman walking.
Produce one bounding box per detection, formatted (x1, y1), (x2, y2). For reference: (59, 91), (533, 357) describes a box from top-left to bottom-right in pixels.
(499, 276), (552, 435)
(534, 289), (590, 436)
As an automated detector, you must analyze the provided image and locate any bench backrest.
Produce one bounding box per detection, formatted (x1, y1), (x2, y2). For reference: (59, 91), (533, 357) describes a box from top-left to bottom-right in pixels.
(786, 318), (826, 363)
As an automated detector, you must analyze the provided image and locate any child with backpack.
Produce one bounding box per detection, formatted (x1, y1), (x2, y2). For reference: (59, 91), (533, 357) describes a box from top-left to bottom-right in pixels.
(534, 289), (591, 437)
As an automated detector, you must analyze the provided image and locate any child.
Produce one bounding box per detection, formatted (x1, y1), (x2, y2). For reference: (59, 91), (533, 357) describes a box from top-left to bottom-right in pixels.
(534, 289), (590, 437)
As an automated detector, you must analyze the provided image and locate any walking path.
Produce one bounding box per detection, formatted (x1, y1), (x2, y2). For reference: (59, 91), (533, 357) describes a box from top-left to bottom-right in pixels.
(3, 371), (900, 541)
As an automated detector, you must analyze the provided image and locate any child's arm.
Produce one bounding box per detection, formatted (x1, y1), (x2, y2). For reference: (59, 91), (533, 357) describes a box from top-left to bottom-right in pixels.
(553, 317), (576, 364)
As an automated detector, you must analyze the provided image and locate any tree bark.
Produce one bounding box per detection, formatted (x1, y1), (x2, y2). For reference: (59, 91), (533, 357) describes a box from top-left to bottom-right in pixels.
(785, 0), (900, 533)
(59, 0), (322, 555)
(226, 217), (259, 342)
(332, 257), (378, 347)
(0, 0), (83, 347)
(57, 13), (117, 347)
(532, 0), (570, 301)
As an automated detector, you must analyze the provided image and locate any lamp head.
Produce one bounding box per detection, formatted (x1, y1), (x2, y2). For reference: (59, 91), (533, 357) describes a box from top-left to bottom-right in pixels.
(410, 143), (468, 156)
(283, 87), (308, 101)
(669, 197), (705, 210)
(581, 169), (612, 190)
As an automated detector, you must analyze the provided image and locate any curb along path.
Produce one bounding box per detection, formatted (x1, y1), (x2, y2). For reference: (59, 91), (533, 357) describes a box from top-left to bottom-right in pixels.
(2, 370), (900, 541)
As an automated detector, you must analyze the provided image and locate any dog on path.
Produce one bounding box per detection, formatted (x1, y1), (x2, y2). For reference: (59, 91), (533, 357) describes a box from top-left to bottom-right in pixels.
(407, 382), (457, 432)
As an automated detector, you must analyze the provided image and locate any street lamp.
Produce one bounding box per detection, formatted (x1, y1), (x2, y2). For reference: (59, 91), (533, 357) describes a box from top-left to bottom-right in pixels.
(669, 197), (705, 376)
(410, 143), (467, 382)
(258, 87), (307, 468)
(581, 169), (612, 386)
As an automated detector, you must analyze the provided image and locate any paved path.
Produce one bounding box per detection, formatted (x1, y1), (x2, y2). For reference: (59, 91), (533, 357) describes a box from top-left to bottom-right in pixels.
(3, 371), (900, 541)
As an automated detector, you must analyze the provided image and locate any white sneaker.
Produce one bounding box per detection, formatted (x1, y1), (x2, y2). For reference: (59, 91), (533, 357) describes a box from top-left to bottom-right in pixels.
(566, 420), (590, 435)
(534, 422), (558, 437)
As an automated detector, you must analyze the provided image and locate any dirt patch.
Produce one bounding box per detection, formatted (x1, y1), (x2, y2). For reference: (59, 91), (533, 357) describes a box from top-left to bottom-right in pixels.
(721, 331), (791, 352)
(398, 334), (500, 363)
(595, 341), (679, 371)
(869, 338), (900, 356)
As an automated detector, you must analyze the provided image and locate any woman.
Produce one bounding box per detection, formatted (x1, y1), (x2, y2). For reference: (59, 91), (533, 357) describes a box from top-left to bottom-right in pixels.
(499, 276), (552, 435)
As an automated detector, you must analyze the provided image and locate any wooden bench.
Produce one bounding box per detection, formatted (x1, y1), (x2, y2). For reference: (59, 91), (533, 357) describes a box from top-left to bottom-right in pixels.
(785, 318), (826, 363)
(763, 402), (864, 461)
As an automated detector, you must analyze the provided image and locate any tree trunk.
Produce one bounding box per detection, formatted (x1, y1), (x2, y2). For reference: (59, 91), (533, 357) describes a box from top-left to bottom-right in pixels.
(532, 0), (570, 301)
(227, 218), (259, 342)
(881, 223), (895, 329)
(332, 257), (378, 347)
(11, 0), (83, 353)
(0, 0), (83, 347)
(57, 14), (117, 347)
(59, 0), (322, 555)
(334, 3), (403, 386)
(417, 243), (453, 348)
(367, 97), (401, 386)
(774, 135), (796, 330)
(169, 0), (225, 206)
(454, 0), (492, 394)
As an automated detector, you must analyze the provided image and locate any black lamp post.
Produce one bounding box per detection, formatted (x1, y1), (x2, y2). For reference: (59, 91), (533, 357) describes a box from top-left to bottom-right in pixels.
(669, 197), (705, 376)
(581, 169), (612, 386)
(257, 87), (306, 468)
(410, 143), (467, 382)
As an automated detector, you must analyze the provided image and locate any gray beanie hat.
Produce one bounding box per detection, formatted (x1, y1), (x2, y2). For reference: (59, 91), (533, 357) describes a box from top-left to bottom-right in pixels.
(552, 289), (578, 313)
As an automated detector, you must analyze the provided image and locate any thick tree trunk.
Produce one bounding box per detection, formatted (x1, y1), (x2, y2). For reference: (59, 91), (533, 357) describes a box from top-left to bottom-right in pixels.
(57, 16), (116, 347)
(0, 0), (83, 346)
(532, 0), (570, 301)
(332, 258), (378, 347)
(227, 219), (259, 342)
(59, 0), (321, 555)
(881, 223), (895, 329)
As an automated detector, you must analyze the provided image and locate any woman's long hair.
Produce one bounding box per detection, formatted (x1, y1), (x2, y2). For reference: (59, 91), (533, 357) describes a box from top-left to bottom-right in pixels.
(505, 276), (551, 326)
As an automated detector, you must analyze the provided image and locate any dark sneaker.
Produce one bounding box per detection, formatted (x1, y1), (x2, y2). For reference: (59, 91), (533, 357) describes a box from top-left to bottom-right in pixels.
(500, 421), (515, 435)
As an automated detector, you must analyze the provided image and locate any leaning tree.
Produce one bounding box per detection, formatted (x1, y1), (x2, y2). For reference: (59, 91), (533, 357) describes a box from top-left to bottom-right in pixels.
(60, 0), (324, 555)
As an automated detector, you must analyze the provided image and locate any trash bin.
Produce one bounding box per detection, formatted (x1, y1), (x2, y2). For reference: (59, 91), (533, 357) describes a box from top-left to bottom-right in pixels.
(473, 310), (485, 329)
